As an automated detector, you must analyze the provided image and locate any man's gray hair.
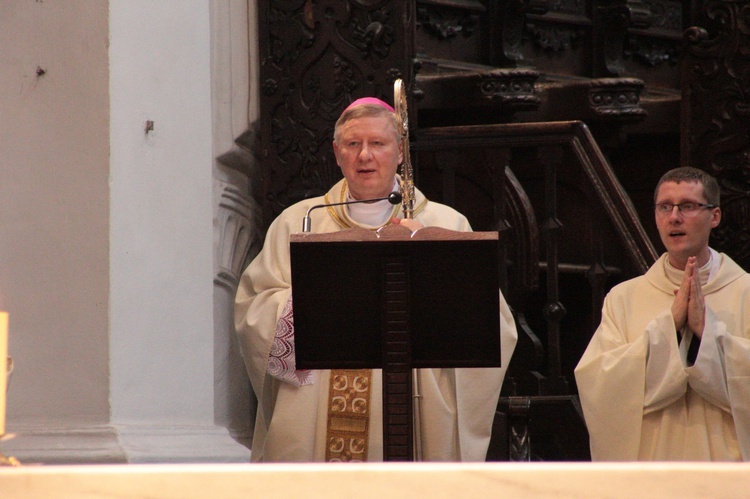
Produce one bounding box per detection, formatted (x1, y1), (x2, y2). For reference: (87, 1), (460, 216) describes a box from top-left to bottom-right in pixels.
(333, 104), (400, 143)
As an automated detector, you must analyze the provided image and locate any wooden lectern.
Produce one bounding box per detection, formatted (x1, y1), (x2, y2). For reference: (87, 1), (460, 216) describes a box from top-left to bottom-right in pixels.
(290, 225), (502, 461)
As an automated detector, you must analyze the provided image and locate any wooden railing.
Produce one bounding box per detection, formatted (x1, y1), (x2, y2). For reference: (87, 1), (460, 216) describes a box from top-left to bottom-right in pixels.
(413, 120), (659, 460)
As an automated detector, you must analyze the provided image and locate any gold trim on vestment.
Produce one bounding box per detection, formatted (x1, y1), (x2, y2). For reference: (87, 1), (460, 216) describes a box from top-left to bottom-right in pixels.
(326, 369), (372, 462)
(325, 179), (427, 230)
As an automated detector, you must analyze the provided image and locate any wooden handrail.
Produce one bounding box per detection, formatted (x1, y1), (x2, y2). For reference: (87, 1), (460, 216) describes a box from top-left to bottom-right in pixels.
(414, 120), (659, 274)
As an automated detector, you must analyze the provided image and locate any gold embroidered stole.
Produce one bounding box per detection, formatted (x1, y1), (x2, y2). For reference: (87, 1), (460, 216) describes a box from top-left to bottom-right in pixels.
(325, 369), (372, 462)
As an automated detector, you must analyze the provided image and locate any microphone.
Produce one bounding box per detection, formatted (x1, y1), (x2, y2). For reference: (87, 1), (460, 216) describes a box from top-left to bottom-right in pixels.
(302, 191), (402, 232)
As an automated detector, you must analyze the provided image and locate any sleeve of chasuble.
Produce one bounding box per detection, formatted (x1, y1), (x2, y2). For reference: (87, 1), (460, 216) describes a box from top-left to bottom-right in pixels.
(721, 331), (750, 460)
(234, 215), (294, 402)
(574, 291), (688, 460)
(454, 290), (518, 462)
(687, 306), (750, 460)
(683, 307), (733, 411)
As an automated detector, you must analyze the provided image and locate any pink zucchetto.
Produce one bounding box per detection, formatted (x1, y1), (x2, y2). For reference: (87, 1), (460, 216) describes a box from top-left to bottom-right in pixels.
(344, 97), (395, 113)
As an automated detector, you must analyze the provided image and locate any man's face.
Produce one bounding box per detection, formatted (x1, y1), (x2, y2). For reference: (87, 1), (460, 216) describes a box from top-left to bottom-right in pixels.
(654, 180), (721, 269)
(333, 115), (402, 200)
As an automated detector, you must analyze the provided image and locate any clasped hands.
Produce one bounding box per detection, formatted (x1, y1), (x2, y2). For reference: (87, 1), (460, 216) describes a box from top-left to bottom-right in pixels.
(672, 256), (706, 339)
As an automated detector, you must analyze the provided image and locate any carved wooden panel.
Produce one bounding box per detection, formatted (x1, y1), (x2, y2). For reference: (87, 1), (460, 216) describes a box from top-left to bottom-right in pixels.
(412, 1), (542, 126)
(621, 0), (684, 88)
(258, 1), (415, 228)
(682, 0), (750, 270)
(416, 0), (487, 63)
(518, 0), (683, 85)
(523, 3), (591, 78)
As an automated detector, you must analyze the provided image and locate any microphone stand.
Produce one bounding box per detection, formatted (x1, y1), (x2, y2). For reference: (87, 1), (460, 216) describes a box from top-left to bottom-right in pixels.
(301, 191), (402, 232)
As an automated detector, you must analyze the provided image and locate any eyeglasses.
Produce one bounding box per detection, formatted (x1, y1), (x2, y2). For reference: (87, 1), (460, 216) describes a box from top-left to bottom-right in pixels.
(654, 202), (717, 216)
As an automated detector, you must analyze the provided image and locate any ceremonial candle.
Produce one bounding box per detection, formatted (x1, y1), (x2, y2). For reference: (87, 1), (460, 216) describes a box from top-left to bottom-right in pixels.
(0, 312), (7, 436)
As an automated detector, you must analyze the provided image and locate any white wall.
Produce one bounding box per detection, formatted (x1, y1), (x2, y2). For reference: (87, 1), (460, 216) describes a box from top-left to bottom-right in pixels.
(109, 0), (215, 425)
(108, 0), (249, 461)
(211, 0), (259, 446)
(0, 0), (111, 426)
(1, 0), (252, 463)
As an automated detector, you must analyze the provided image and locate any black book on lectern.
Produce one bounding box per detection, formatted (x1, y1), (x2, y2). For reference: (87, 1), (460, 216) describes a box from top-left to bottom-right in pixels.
(289, 225), (502, 370)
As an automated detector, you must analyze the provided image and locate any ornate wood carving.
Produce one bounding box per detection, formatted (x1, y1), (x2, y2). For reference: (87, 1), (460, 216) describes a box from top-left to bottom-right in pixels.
(524, 0), (589, 53)
(491, 395), (591, 461)
(682, 0), (750, 269)
(417, 66), (540, 126)
(503, 165), (540, 303)
(593, 0), (634, 76)
(416, 0), (484, 40)
(588, 77), (648, 119)
(488, 0), (530, 65)
(536, 77), (647, 129)
(543, 0), (587, 17)
(590, 0), (685, 77)
(639, 0), (683, 32)
(507, 397), (532, 461)
(258, 1), (414, 227)
(623, 0), (683, 73)
(527, 21), (587, 52)
(626, 34), (680, 67)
